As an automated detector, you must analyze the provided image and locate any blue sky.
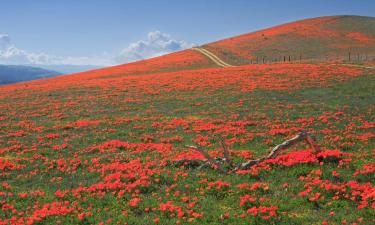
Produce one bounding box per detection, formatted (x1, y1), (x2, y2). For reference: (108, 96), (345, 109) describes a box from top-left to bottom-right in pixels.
(0, 0), (374, 66)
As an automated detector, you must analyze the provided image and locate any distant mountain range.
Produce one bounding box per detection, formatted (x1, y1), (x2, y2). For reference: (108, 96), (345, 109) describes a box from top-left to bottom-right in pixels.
(0, 64), (102, 85)
(0, 65), (61, 85)
(29, 64), (102, 75)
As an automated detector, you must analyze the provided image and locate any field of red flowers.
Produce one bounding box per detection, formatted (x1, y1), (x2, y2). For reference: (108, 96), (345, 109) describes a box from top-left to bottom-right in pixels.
(0, 55), (374, 225)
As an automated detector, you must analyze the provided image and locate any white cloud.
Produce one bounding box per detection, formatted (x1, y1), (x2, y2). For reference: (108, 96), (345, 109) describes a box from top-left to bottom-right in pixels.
(0, 34), (11, 51)
(0, 34), (112, 66)
(115, 31), (195, 63)
(0, 34), (50, 65)
(0, 31), (194, 66)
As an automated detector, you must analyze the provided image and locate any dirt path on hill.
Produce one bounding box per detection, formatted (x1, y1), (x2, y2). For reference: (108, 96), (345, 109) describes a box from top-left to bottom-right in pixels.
(338, 64), (375, 69)
(192, 47), (233, 67)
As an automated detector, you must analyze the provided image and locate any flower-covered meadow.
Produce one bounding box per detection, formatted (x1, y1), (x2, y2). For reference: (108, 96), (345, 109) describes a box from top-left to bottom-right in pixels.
(0, 58), (374, 224)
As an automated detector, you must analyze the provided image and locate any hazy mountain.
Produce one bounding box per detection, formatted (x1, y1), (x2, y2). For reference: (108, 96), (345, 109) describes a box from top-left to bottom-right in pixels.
(0, 64), (61, 85)
(28, 64), (102, 74)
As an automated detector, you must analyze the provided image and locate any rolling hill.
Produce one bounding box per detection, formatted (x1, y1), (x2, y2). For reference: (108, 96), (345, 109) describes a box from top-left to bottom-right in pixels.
(25, 15), (373, 81)
(1, 15), (374, 88)
(204, 15), (375, 65)
(0, 65), (60, 85)
(0, 16), (374, 225)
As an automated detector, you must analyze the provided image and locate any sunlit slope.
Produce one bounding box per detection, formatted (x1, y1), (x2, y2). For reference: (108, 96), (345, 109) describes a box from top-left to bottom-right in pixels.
(74, 49), (218, 78)
(204, 16), (375, 65)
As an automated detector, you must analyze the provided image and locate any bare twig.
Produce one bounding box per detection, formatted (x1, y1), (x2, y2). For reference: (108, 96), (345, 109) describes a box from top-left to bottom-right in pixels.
(236, 131), (314, 170)
(305, 135), (321, 153)
(219, 138), (232, 166)
(186, 145), (227, 174)
(266, 131), (309, 159)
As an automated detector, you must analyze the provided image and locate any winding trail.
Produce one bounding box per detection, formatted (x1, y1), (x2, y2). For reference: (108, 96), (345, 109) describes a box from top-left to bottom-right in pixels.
(192, 47), (233, 67)
(338, 64), (375, 69)
(192, 48), (374, 70)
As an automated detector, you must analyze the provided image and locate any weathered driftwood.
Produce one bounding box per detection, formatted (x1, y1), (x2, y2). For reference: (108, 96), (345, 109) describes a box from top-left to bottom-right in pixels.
(235, 131), (321, 170)
(184, 131), (321, 174)
(220, 138), (232, 166)
(186, 145), (227, 174)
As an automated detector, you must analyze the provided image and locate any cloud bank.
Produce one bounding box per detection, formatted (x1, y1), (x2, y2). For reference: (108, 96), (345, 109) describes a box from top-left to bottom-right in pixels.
(115, 31), (194, 63)
(0, 31), (194, 66)
(0, 33), (112, 66)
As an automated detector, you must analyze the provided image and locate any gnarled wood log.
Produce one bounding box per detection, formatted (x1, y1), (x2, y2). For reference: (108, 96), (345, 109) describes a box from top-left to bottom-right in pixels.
(186, 145), (227, 174)
(219, 138), (232, 166)
(235, 131), (320, 170)
(184, 131), (321, 174)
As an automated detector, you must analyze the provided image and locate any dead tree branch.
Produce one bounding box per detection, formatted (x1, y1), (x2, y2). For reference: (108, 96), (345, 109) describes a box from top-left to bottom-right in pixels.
(236, 131), (320, 170)
(219, 138), (232, 166)
(183, 131), (321, 174)
(186, 145), (227, 174)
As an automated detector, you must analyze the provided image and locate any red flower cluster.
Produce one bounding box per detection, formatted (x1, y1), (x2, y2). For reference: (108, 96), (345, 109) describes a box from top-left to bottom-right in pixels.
(299, 170), (375, 209)
(207, 180), (231, 191)
(246, 206), (278, 220)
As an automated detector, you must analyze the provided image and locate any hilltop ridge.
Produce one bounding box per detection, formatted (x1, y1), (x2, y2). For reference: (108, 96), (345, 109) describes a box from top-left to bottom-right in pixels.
(204, 15), (375, 65)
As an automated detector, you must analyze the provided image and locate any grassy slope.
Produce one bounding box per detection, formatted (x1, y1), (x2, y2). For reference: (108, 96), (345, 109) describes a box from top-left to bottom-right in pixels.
(0, 16), (374, 225)
(204, 16), (375, 65)
(65, 49), (219, 79)
(0, 63), (374, 224)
